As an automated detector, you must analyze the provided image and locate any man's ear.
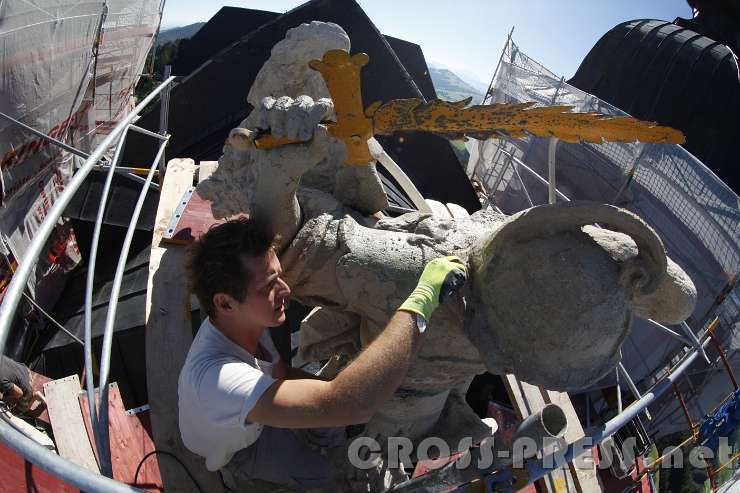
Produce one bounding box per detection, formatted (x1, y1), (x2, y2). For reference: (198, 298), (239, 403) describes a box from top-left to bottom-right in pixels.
(212, 293), (235, 315)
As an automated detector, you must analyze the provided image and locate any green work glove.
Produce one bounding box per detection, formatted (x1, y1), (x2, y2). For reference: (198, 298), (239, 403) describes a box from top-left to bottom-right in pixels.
(399, 256), (467, 322)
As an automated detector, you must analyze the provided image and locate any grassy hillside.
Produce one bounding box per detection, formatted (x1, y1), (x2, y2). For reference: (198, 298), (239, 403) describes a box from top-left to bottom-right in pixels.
(429, 67), (484, 104)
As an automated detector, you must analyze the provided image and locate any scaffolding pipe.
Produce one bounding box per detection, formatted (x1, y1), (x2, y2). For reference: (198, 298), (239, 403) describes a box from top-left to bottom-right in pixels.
(674, 382), (718, 491)
(94, 164), (160, 176)
(497, 147), (570, 201)
(708, 329), (738, 390)
(130, 124), (169, 141)
(0, 110), (91, 160)
(21, 292), (83, 346)
(520, 336), (712, 488)
(488, 153), (513, 197)
(681, 321), (711, 365)
(618, 362), (651, 420)
(645, 318), (694, 346)
(0, 112), (161, 191)
(615, 366), (623, 413)
(83, 126), (130, 476)
(483, 26), (514, 105)
(513, 162), (535, 207)
(96, 137), (169, 476)
(369, 138), (432, 214)
(0, 76), (174, 493)
(158, 64), (173, 176)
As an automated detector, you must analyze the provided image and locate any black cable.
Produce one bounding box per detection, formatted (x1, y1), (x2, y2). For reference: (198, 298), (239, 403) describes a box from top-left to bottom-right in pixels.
(134, 449), (205, 493)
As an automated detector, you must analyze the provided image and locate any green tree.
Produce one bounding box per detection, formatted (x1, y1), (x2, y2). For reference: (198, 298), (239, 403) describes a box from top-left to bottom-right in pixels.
(134, 38), (187, 101)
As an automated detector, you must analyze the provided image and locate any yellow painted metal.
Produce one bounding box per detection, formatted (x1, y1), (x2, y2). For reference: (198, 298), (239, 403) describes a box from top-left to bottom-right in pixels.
(250, 49), (686, 163)
(253, 134), (303, 150)
(370, 98), (685, 145)
(308, 49), (375, 164)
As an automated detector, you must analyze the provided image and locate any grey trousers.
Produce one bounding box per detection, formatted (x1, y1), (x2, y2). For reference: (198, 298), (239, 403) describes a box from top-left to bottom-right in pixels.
(221, 426), (343, 492)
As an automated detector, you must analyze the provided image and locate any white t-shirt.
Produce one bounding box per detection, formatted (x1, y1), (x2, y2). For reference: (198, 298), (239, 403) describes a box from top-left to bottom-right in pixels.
(178, 317), (280, 471)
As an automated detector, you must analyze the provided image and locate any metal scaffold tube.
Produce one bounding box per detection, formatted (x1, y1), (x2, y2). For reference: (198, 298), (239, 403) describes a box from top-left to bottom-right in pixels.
(0, 76), (174, 493)
(520, 337), (712, 488)
(83, 125), (130, 477)
(96, 137), (169, 476)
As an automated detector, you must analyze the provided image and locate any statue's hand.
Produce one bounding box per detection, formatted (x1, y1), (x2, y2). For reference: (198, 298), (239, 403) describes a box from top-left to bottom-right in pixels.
(251, 95), (335, 173)
(254, 95), (334, 141)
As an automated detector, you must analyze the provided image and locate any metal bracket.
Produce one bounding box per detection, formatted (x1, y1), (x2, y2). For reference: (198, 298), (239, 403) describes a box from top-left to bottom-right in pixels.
(162, 186), (195, 240)
(124, 404), (150, 416)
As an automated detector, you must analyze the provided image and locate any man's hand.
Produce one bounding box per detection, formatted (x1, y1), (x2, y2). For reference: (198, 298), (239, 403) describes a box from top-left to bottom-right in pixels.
(399, 256), (467, 322)
(2, 383), (28, 412)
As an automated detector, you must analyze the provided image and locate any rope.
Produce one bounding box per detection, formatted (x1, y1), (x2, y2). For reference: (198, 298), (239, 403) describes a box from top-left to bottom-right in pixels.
(133, 450), (204, 493)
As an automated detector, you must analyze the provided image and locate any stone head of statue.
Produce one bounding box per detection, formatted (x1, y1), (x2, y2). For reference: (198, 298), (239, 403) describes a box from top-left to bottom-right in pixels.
(247, 21), (350, 107)
(464, 202), (697, 391)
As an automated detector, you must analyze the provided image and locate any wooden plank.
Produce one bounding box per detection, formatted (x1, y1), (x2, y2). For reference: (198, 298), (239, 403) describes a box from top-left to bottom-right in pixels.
(504, 376), (567, 492)
(27, 368), (51, 423)
(504, 375), (602, 492)
(0, 440), (79, 493)
(545, 390), (601, 492)
(44, 375), (99, 473)
(162, 189), (220, 245)
(163, 161), (244, 246)
(145, 158), (224, 493)
(79, 383), (163, 492)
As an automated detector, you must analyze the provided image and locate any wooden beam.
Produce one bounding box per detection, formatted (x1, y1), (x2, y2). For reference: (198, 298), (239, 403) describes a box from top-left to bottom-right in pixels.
(44, 375), (99, 473)
(145, 159), (224, 493)
(79, 383), (163, 492)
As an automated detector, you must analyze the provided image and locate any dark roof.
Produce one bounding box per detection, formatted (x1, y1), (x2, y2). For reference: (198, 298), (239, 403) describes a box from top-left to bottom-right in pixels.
(171, 7), (280, 76)
(65, 173), (158, 231)
(569, 19), (739, 192)
(46, 245), (150, 350)
(383, 35), (437, 102)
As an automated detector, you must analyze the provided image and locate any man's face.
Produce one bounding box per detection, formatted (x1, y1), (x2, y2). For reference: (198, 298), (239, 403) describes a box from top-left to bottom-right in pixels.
(234, 250), (291, 329)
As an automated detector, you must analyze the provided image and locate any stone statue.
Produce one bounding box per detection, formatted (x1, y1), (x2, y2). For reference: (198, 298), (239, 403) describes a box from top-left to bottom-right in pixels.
(198, 21), (697, 489)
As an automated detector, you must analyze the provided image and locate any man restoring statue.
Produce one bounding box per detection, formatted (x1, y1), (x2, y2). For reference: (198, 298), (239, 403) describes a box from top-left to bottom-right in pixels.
(178, 21), (698, 492)
(178, 216), (466, 490)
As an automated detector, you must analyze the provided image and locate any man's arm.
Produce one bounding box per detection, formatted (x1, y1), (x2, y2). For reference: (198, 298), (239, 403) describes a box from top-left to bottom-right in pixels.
(273, 359), (327, 381)
(248, 310), (419, 428)
(248, 256), (466, 428)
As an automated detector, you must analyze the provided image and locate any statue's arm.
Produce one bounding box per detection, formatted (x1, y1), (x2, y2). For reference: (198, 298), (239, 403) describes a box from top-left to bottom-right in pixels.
(249, 96), (334, 251)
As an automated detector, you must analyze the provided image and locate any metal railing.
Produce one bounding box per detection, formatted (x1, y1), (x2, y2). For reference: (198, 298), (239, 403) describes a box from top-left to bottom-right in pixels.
(390, 334), (713, 493)
(0, 76), (175, 492)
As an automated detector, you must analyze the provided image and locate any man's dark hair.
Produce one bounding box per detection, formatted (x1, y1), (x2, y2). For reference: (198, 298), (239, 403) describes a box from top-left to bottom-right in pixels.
(186, 217), (277, 317)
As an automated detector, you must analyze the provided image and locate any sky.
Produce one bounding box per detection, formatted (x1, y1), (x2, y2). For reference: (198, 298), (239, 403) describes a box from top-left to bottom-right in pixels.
(160, 0), (693, 88)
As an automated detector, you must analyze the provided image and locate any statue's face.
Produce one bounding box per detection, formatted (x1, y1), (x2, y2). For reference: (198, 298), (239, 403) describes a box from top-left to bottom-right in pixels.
(467, 230), (632, 391)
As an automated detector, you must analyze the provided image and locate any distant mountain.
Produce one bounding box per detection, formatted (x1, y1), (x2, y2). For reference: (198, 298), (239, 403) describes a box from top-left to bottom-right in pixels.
(428, 67), (485, 104)
(156, 22), (206, 45)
